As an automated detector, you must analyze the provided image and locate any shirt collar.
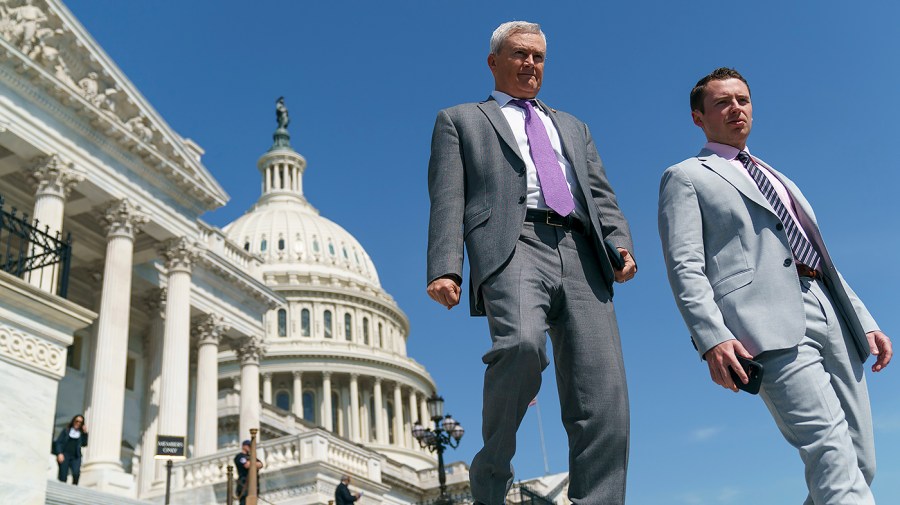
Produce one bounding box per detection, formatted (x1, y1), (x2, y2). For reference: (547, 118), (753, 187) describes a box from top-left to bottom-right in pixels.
(491, 90), (547, 113)
(704, 141), (750, 161)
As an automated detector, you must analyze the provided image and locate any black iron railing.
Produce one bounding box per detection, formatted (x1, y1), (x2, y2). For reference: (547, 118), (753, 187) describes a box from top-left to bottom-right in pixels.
(516, 485), (555, 505)
(0, 195), (72, 297)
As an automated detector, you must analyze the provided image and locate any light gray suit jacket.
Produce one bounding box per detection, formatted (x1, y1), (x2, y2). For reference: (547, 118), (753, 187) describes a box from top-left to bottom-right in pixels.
(658, 148), (878, 360)
(427, 97), (633, 316)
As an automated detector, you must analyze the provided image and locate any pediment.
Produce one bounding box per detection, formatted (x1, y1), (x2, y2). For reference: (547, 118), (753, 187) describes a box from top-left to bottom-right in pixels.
(0, 0), (228, 210)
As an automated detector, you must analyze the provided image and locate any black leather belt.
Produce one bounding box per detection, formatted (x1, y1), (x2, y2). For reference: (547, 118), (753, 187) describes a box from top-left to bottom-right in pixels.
(524, 209), (586, 234)
(796, 263), (820, 279)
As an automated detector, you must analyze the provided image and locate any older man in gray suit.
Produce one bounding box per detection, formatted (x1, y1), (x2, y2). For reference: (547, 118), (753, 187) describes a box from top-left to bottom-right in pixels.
(659, 68), (892, 504)
(426, 21), (636, 505)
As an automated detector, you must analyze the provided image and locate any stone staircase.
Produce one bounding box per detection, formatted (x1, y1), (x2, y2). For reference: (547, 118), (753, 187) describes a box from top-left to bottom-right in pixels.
(45, 480), (154, 505)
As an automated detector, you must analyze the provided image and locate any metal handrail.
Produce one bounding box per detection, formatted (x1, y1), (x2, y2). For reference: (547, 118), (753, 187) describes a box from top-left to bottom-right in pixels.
(0, 195), (72, 297)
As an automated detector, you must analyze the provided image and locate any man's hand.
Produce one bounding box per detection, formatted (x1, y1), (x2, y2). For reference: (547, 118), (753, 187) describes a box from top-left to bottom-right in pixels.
(866, 331), (893, 372)
(426, 277), (461, 310)
(57, 454), (64, 464)
(613, 248), (637, 283)
(703, 339), (753, 392)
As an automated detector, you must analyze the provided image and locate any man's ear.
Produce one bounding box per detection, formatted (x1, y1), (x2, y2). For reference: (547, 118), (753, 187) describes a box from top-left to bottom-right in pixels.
(691, 110), (703, 128)
(487, 53), (496, 71)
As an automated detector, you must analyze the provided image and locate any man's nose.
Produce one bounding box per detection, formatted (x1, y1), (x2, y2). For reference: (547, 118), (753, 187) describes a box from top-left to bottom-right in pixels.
(524, 54), (535, 66)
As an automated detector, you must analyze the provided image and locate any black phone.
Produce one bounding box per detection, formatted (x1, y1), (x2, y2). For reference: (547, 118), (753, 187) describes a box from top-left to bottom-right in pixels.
(729, 355), (764, 395)
(604, 239), (625, 270)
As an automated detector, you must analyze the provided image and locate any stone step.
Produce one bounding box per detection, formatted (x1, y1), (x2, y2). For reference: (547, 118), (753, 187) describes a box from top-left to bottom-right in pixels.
(45, 480), (154, 505)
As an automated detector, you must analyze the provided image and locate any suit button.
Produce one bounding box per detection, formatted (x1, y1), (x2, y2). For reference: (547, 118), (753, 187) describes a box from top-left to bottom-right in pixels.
(783, 258), (792, 267)
(518, 196), (526, 204)
(776, 223), (783, 231)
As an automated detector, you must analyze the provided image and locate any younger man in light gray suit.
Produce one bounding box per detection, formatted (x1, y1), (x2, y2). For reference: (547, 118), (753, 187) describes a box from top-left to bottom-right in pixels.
(426, 21), (636, 505)
(659, 68), (892, 504)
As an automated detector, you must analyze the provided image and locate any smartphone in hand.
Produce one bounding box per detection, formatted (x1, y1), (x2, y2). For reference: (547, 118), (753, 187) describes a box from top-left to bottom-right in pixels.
(729, 355), (764, 395)
(604, 239), (625, 270)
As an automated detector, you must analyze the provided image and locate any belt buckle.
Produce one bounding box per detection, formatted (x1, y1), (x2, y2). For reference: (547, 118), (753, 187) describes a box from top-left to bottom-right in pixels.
(545, 212), (562, 227)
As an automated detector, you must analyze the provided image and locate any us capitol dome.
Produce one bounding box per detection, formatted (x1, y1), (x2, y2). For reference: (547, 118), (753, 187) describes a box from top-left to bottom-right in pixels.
(219, 99), (437, 470)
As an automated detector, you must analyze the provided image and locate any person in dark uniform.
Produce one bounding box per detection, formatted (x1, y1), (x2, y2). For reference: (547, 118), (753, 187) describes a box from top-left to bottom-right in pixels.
(53, 414), (88, 485)
(335, 475), (361, 505)
(234, 439), (263, 505)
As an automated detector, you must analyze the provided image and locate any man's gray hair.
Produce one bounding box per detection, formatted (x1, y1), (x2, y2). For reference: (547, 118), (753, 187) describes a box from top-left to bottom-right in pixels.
(489, 21), (546, 55)
(341, 475), (351, 483)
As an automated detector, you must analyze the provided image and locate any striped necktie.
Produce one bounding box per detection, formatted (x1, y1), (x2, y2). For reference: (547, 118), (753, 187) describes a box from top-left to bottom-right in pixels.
(737, 151), (821, 270)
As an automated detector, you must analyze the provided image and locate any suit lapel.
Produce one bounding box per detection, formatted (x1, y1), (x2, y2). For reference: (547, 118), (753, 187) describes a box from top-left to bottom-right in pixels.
(761, 160), (835, 266)
(541, 99), (591, 194)
(477, 98), (524, 162)
(698, 149), (777, 218)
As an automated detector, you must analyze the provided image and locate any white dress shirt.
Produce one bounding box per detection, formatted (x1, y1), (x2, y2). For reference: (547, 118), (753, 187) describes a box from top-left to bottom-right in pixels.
(492, 90), (589, 222)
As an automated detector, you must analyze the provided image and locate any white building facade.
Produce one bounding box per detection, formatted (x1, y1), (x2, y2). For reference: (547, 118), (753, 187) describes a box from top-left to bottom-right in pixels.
(0, 2), (572, 504)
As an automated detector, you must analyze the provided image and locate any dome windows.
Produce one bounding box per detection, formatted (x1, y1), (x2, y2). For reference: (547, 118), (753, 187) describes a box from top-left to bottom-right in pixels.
(344, 314), (352, 341)
(275, 391), (291, 411)
(261, 236), (268, 252)
(328, 242), (335, 256)
(324, 310), (333, 338)
(277, 309), (287, 337)
(301, 309), (311, 337)
(244, 240), (250, 252)
(363, 317), (370, 345)
(278, 237), (285, 251)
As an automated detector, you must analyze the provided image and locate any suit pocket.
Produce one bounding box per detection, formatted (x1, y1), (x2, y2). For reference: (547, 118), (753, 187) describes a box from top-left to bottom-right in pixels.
(464, 208), (491, 238)
(711, 268), (753, 301)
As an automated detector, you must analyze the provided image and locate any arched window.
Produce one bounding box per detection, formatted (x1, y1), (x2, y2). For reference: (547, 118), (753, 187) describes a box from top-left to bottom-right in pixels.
(363, 317), (370, 345)
(342, 247), (348, 259)
(303, 391), (316, 423)
(324, 310), (333, 338)
(378, 323), (384, 348)
(277, 309), (287, 337)
(387, 401), (395, 444)
(275, 391), (290, 411)
(344, 314), (352, 341)
(313, 239), (320, 252)
(328, 242), (335, 255)
(301, 309), (310, 337)
(278, 238), (285, 251)
(243, 241), (250, 252)
(261, 238), (268, 252)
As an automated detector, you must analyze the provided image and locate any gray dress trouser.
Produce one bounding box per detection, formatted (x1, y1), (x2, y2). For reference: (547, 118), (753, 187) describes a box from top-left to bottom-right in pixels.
(469, 222), (629, 505)
(758, 277), (876, 505)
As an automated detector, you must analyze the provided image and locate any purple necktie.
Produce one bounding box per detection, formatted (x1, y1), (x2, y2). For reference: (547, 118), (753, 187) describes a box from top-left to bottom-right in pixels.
(510, 99), (575, 216)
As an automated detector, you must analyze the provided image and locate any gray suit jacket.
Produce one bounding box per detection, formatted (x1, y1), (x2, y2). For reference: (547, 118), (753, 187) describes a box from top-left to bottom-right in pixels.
(427, 97), (633, 316)
(658, 148), (878, 360)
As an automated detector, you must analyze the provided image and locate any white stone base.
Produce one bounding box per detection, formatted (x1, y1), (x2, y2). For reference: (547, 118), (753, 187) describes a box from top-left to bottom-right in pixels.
(79, 465), (137, 497)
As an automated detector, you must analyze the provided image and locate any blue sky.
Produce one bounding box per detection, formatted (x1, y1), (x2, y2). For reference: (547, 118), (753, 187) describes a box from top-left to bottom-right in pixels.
(64, 1), (900, 503)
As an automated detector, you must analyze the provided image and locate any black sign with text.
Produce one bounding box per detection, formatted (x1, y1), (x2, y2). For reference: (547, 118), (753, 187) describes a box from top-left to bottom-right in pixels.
(155, 435), (186, 459)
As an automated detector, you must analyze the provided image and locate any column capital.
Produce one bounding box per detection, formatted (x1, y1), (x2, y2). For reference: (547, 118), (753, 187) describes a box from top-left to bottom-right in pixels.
(234, 337), (266, 365)
(373, 376), (382, 385)
(262, 372), (272, 380)
(102, 198), (148, 239)
(193, 314), (228, 347)
(292, 370), (302, 379)
(322, 370), (332, 379)
(161, 237), (200, 273)
(28, 154), (84, 199)
(349, 372), (359, 380)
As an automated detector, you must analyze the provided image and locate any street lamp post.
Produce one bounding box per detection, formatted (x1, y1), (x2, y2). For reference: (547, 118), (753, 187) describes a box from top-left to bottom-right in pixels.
(412, 394), (465, 505)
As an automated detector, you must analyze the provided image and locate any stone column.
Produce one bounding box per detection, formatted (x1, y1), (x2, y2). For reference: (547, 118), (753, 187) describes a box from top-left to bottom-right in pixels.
(138, 291), (165, 494)
(262, 373), (272, 404)
(292, 371), (303, 418)
(156, 238), (198, 449)
(420, 396), (430, 430)
(236, 338), (265, 443)
(392, 383), (404, 447)
(322, 371), (333, 431)
(408, 389), (419, 451)
(193, 315), (228, 457)
(349, 374), (360, 442)
(373, 378), (385, 444)
(27, 154), (84, 293)
(81, 200), (148, 490)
